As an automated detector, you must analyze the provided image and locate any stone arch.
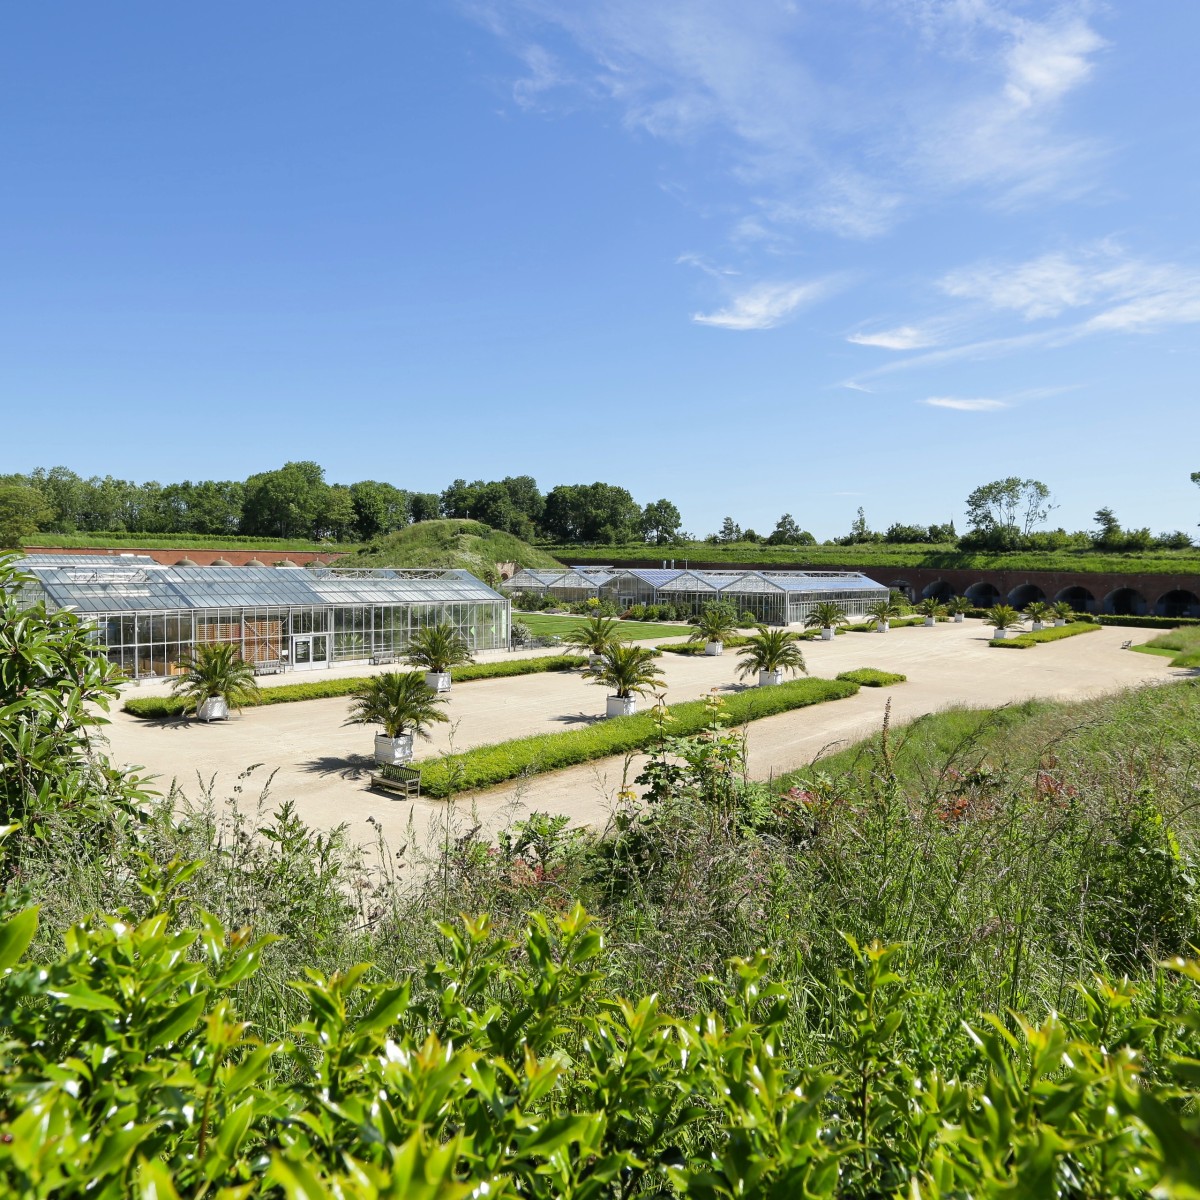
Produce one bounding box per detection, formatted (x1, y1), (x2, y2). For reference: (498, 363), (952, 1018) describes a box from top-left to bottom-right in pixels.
(889, 579), (914, 601)
(1103, 587), (1147, 616)
(921, 579), (955, 602)
(1055, 585), (1096, 613)
(1008, 583), (1047, 609)
(965, 581), (1000, 607)
(1154, 589), (1200, 619)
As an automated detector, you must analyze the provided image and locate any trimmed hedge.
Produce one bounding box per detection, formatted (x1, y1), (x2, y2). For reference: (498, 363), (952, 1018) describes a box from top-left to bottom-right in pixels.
(417, 677), (860, 798)
(836, 668), (907, 687)
(844, 617), (931, 632)
(989, 622), (1102, 649)
(656, 628), (830, 656)
(1090, 614), (1200, 629)
(123, 654), (588, 719)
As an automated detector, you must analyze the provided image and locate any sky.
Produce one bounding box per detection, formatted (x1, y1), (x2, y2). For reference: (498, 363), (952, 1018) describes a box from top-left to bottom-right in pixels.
(1, 1), (1197, 540)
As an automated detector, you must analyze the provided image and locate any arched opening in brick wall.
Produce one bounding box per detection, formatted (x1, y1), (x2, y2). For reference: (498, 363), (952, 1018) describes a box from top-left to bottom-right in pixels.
(1103, 587), (1147, 616)
(921, 580), (955, 601)
(965, 581), (1001, 607)
(1154, 589), (1200, 619)
(889, 579), (914, 601)
(1055, 586), (1096, 613)
(1008, 583), (1048, 608)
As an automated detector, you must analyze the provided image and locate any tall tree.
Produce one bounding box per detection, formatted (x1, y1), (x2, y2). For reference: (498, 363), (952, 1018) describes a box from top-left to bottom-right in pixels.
(0, 484), (53, 548)
(349, 481), (409, 540)
(241, 461), (329, 539)
(716, 516), (742, 543)
(640, 499), (682, 545)
(964, 478), (1054, 546)
(409, 492), (440, 523)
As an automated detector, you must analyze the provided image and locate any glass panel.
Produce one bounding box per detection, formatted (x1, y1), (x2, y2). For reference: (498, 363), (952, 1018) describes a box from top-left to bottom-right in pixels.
(293, 637), (311, 665)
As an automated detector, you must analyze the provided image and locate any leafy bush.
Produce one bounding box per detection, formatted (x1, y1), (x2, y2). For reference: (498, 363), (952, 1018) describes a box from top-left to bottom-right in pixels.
(836, 668), (907, 686)
(124, 655), (588, 718)
(1093, 613), (1200, 628)
(418, 677), (859, 797)
(989, 622), (1102, 648)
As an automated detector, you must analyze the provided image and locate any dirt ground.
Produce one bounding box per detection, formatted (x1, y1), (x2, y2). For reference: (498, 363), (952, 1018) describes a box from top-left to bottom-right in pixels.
(101, 621), (1183, 862)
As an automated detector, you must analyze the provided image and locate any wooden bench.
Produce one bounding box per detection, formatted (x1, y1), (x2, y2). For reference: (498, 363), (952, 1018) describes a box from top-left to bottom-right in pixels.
(253, 660), (287, 675)
(370, 651), (400, 665)
(1120, 639), (1133, 650)
(369, 763), (421, 798)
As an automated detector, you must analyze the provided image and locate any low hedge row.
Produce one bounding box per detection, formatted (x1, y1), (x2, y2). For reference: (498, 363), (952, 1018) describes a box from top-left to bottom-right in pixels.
(656, 628), (831, 656)
(836, 668), (907, 686)
(1090, 614), (1200, 629)
(989, 622), (1102, 649)
(843, 617), (933, 632)
(417, 676), (860, 798)
(123, 654), (588, 719)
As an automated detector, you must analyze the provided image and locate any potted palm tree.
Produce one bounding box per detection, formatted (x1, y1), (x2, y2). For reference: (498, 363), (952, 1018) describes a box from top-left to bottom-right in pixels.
(688, 601), (740, 655)
(171, 642), (260, 722)
(988, 604), (1023, 640)
(584, 643), (664, 717)
(1051, 600), (1075, 626)
(737, 627), (807, 687)
(915, 598), (946, 626)
(947, 596), (973, 623)
(804, 601), (849, 641)
(865, 593), (906, 633)
(1024, 600), (1053, 632)
(346, 670), (449, 764)
(561, 614), (626, 667)
(405, 621), (474, 692)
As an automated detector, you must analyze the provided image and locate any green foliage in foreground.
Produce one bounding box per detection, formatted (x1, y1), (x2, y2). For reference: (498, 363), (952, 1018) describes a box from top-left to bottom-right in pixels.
(990, 621), (1103, 648)
(3, 860), (1200, 1198)
(836, 668), (907, 686)
(123, 655), (588, 718)
(417, 677), (859, 797)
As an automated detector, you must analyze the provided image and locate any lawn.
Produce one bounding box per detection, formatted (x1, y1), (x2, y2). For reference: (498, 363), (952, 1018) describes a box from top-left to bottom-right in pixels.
(518, 612), (694, 641)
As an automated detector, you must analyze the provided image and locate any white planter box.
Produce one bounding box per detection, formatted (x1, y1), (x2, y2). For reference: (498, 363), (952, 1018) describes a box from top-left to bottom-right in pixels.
(704, 641), (723, 656)
(197, 696), (228, 722)
(923, 617), (935, 627)
(876, 621), (889, 633)
(425, 671), (451, 693)
(820, 627), (835, 641)
(759, 668), (783, 687)
(993, 628), (1008, 640)
(606, 695), (637, 718)
(588, 653), (604, 668)
(375, 733), (415, 765)
(954, 613), (964, 623)
(1054, 618), (1067, 626)
(1031, 621), (1045, 633)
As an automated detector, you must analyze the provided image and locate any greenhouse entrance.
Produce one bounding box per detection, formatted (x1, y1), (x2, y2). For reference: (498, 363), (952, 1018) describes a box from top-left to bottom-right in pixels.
(291, 634), (329, 670)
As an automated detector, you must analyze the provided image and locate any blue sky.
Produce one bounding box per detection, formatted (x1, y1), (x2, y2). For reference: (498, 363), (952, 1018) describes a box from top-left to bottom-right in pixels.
(1, 1), (1197, 539)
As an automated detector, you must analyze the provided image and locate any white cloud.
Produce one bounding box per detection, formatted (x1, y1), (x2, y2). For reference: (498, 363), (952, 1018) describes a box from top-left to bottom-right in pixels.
(847, 325), (938, 351)
(922, 396), (1008, 411)
(692, 279), (830, 331)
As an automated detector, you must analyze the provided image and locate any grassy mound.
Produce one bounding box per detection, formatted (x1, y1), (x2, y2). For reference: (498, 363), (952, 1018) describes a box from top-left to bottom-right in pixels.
(344, 519), (562, 576)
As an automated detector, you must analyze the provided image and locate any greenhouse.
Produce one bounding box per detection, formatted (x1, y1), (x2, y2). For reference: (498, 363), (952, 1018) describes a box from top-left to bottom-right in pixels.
(505, 565), (889, 625)
(15, 557), (509, 678)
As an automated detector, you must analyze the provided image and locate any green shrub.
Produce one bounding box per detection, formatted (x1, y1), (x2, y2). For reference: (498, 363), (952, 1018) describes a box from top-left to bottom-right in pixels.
(989, 622), (1101, 649)
(836, 668), (907, 686)
(124, 654), (588, 718)
(657, 634), (753, 656)
(418, 677), (859, 797)
(1093, 613), (1200, 628)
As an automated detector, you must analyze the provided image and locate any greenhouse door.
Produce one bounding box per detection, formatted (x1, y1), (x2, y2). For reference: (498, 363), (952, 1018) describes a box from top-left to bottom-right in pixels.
(291, 634), (329, 671)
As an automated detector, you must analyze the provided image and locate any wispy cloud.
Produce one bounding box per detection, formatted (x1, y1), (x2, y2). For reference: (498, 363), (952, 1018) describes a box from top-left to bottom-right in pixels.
(922, 396), (1008, 412)
(693, 279), (832, 331)
(847, 325), (938, 351)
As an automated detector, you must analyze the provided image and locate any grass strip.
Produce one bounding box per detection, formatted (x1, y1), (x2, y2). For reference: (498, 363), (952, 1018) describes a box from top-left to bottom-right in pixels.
(123, 654), (587, 719)
(417, 676), (860, 798)
(519, 613), (694, 641)
(836, 668), (906, 687)
(656, 629), (828, 655)
(989, 622), (1101, 649)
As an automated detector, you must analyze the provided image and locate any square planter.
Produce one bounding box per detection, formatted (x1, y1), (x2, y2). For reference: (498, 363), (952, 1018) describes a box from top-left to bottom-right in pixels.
(425, 671), (452, 693)
(923, 617), (935, 627)
(704, 641), (723, 656)
(1031, 622), (1045, 632)
(375, 733), (415, 765)
(993, 628), (1008, 640)
(197, 697), (228, 722)
(954, 613), (964, 623)
(821, 628), (835, 641)
(759, 668), (784, 687)
(606, 695), (637, 718)
(877, 621), (889, 633)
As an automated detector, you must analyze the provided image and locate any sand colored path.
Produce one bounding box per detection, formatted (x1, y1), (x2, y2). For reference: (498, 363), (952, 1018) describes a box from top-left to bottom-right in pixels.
(101, 622), (1183, 857)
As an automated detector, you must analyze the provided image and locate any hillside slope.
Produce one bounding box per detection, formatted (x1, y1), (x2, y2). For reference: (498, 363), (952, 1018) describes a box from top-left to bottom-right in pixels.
(344, 519), (562, 577)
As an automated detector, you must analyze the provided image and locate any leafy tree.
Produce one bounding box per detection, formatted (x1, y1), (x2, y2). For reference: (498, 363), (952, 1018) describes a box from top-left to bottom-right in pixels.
(26, 465), (87, 532)
(241, 461), (329, 538)
(541, 482), (641, 543)
(766, 513), (815, 546)
(963, 477), (1054, 547)
(499, 474), (544, 525)
(640, 498), (682, 545)
(439, 478), (478, 519)
(716, 516), (742, 543)
(0, 485), (52, 548)
(317, 484), (358, 542)
(408, 492), (441, 523)
(349, 480), (409, 539)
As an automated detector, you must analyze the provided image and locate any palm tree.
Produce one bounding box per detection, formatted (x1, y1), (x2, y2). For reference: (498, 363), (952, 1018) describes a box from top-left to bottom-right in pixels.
(803, 601), (849, 641)
(584, 644), (665, 716)
(346, 670), (449, 764)
(737, 627), (808, 687)
(687, 602), (740, 654)
(1051, 600), (1075, 626)
(987, 604), (1024, 640)
(405, 622), (474, 691)
(560, 614), (626, 660)
(865, 594), (906, 633)
(914, 598), (946, 626)
(171, 642), (260, 722)
(947, 595), (973, 622)
(1024, 600), (1053, 632)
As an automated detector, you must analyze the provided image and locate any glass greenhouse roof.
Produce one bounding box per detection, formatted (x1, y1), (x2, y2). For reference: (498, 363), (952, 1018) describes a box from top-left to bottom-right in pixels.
(21, 561), (505, 614)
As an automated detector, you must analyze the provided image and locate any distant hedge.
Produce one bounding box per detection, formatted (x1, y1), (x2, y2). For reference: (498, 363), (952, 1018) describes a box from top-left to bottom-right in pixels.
(989, 623), (1102, 649)
(836, 668), (907, 686)
(1090, 614), (1200, 629)
(418, 677), (860, 798)
(123, 654), (588, 719)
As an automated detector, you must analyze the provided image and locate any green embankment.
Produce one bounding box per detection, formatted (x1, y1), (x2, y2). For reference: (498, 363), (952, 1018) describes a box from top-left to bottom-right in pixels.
(345, 519), (562, 575)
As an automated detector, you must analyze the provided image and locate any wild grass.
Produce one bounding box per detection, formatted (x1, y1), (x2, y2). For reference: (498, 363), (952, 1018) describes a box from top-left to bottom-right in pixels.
(1141, 625), (1200, 667)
